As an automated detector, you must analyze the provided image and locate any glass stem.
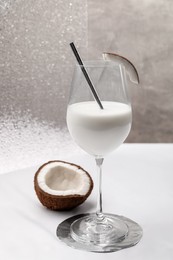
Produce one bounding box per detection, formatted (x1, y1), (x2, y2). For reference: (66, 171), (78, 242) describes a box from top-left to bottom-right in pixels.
(95, 157), (104, 220)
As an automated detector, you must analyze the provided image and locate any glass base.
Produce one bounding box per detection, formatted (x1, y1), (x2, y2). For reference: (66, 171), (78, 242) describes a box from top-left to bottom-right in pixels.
(57, 213), (143, 253)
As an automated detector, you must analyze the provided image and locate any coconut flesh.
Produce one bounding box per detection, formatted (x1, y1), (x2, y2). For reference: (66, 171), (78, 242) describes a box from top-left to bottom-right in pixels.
(34, 161), (93, 210)
(102, 52), (140, 84)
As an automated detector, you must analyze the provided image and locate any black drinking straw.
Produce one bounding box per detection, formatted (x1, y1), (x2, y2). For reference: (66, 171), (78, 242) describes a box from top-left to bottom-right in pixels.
(70, 42), (103, 109)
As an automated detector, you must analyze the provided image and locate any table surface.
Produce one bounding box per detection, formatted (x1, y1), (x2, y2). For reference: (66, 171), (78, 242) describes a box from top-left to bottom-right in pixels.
(0, 144), (173, 260)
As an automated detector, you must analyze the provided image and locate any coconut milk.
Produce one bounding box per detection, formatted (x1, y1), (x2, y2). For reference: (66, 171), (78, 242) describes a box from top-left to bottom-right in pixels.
(67, 101), (132, 156)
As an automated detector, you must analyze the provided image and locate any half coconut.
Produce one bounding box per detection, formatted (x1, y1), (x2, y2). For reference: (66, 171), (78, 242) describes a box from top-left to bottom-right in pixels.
(34, 161), (93, 210)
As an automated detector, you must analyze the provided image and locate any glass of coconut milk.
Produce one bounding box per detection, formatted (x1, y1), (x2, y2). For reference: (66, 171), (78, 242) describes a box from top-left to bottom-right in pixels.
(60, 60), (142, 252)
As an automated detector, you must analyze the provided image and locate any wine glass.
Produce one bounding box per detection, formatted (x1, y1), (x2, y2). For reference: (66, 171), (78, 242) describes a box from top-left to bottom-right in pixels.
(57, 60), (142, 252)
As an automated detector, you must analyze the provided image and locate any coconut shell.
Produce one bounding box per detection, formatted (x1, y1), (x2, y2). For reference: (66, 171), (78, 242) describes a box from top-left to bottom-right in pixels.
(34, 160), (93, 211)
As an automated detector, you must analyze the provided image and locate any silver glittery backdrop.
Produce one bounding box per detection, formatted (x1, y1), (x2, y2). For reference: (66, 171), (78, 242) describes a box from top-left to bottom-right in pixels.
(0, 0), (87, 174)
(0, 0), (13, 15)
(1, 0), (173, 174)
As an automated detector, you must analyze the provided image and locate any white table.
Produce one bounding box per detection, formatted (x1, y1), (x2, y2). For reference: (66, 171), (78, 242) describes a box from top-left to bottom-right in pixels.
(0, 144), (173, 260)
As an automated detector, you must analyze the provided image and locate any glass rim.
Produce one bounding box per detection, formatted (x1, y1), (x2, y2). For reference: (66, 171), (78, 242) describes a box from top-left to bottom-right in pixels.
(75, 60), (121, 68)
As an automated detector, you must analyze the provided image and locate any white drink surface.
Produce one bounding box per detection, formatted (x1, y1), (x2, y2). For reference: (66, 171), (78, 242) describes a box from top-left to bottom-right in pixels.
(67, 101), (132, 156)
